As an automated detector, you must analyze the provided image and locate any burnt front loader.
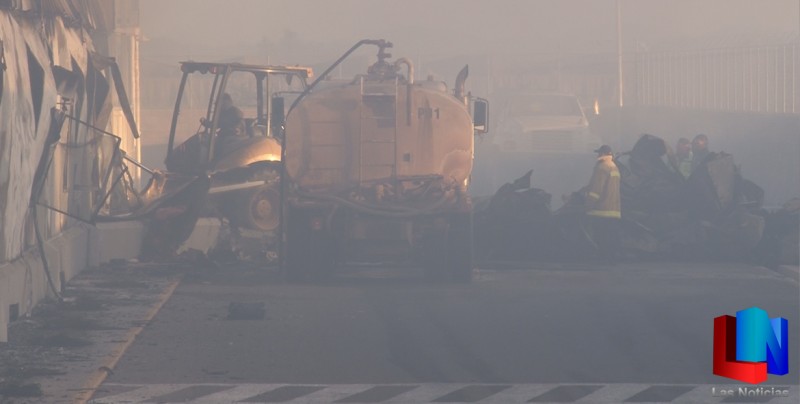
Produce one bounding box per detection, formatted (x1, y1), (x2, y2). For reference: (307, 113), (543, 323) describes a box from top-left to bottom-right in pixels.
(163, 62), (312, 253)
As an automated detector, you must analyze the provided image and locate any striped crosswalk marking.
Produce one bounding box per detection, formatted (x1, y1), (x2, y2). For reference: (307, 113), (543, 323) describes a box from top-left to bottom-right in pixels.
(383, 384), (469, 403)
(187, 384), (285, 403)
(91, 383), (800, 403)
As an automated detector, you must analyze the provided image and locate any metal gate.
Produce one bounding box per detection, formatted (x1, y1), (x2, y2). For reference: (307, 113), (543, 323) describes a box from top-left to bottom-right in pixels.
(633, 43), (800, 114)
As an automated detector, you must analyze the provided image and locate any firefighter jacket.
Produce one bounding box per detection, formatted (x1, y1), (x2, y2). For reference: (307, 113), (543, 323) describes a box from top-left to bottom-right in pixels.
(585, 155), (621, 219)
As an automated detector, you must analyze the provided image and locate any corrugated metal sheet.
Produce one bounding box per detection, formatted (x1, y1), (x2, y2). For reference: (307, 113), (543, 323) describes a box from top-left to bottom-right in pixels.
(0, 1), (140, 262)
(48, 16), (89, 72)
(0, 0), (112, 31)
(84, 0), (114, 32)
(0, 11), (58, 260)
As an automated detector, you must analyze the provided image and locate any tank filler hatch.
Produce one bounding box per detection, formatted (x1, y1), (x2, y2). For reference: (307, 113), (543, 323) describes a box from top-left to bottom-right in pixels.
(366, 40), (401, 81)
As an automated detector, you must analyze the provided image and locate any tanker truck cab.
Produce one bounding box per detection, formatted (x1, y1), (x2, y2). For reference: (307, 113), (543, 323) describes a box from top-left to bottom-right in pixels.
(164, 62), (311, 232)
(279, 40), (488, 282)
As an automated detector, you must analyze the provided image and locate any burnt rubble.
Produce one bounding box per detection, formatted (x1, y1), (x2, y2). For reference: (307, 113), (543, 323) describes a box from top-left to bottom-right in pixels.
(474, 134), (799, 265)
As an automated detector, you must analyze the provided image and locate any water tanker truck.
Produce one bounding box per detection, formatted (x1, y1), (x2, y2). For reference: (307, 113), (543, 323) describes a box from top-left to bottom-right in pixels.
(277, 39), (489, 282)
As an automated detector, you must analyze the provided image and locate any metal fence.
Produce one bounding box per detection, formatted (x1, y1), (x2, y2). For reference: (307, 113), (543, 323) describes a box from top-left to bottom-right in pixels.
(634, 43), (800, 114)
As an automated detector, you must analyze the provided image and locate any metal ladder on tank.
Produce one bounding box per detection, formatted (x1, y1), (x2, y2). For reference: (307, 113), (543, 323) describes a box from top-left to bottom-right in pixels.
(358, 76), (398, 184)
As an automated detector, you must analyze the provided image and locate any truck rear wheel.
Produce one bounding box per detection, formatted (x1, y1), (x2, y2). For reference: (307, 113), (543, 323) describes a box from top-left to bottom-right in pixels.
(447, 213), (474, 283)
(421, 214), (474, 283)
(284, 207), (337, 282)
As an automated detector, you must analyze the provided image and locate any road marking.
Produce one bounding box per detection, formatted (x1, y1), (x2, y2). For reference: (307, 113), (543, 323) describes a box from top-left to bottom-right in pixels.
(383, 384), (469, 403)
(572, 383), (649, 402)
(191, 384), (286, 403)
(672, 385), (721, 403)
(284, 384), (373, 403)
(92, 383), (800, 403)
(478, 384), (556, 403)
(92, 384), (191, 403)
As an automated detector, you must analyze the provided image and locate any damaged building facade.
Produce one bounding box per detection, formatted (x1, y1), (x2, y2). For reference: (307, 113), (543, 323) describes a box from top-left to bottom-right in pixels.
(0, 0), (140, 341)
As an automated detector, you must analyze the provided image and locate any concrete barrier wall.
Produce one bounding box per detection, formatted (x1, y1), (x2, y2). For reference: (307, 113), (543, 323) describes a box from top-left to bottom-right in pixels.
(89, 222), (146, 266)
(592, 107), (800, 206)
(0, 226), (88, 342)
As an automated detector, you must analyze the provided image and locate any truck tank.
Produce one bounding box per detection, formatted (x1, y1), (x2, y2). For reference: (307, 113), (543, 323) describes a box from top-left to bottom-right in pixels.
(281, 40), (488, 282)
(285, 72), (474, 204)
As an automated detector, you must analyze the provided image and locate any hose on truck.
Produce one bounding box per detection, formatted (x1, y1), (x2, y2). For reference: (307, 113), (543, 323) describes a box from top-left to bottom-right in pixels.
(295, 190), (453, 218)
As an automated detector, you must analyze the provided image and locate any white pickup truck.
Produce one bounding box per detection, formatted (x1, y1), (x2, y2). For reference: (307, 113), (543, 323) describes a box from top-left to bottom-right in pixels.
(471, 92), (603, 201)
(491, 92), (601, 154)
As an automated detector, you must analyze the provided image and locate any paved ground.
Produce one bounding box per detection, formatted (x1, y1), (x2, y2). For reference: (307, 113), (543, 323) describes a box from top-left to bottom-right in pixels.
(89, 382), (798, 403)
(1, 260), (797, 403)
(97, 261), (798, 403)
(0, 261), (184, 404)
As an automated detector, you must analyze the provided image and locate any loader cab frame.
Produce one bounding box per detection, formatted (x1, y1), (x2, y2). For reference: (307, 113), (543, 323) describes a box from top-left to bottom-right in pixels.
(165, 62), (311, 172)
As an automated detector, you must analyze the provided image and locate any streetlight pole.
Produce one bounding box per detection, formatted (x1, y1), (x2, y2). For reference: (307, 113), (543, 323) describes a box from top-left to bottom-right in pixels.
(617, 0), (624, 108)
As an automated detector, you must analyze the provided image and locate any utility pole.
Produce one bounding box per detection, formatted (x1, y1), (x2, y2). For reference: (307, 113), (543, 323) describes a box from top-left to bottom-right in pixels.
(617, 0), (624, 108)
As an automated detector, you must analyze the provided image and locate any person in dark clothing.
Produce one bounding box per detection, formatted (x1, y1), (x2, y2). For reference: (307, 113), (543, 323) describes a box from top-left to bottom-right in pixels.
(675, 137), (693, 178)
(691, 134), (710, 173)
(217, 92), (245, 139)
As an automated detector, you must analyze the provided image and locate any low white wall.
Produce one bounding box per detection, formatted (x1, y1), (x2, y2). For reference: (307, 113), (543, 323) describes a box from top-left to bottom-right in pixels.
(89, 221), (147, 266)
(0, 226), (88, 342)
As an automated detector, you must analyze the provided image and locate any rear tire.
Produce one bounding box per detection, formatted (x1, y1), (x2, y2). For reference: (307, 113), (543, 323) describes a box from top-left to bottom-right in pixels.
(447, 213), (474, 283)
(283, 207), (336, 282)
(421, 214), (474, 283)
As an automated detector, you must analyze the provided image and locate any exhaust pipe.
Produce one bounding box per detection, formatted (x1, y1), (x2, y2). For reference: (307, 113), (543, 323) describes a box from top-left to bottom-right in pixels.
(394, 58), (414, 84)
(454, 65), (469, 106)
(395, 58), (415, 125)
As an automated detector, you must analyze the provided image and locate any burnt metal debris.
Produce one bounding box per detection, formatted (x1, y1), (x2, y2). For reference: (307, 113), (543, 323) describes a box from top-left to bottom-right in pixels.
(475, 134), (799, 265)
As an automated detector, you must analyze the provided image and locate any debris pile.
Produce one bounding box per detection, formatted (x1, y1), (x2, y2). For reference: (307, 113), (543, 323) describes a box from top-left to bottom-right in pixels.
(474, 170), (558, 261)
(475, 134), (799, 265)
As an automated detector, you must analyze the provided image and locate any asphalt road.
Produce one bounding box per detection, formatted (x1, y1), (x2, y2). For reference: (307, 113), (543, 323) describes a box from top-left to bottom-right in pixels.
(92, 262), (799, 403)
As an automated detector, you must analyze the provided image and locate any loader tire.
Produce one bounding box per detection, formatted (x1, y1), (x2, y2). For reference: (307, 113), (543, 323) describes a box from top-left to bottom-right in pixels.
(236, 185), (280, 232)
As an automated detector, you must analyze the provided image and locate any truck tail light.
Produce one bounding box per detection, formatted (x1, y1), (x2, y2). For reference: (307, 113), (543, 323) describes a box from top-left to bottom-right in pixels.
(310, 217), (324, 231)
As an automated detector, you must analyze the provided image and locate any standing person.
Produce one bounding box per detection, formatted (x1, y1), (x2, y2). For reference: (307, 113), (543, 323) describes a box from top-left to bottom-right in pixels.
(583, 145), (622, 261)
(217, 92), (245, 139)
(690, 134), (710, 173)
(675, 137), (693, 178)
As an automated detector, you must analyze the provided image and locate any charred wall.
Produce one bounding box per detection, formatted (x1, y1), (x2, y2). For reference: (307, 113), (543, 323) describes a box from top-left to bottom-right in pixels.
(0, 1), (140, 328)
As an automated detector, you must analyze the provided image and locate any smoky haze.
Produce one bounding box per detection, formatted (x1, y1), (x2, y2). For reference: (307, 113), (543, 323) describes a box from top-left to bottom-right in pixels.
(139, 0), (800, 205)
(140, 0), (799, 63)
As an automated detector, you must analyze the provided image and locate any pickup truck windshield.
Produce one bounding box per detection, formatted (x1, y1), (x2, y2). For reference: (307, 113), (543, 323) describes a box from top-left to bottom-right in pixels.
(508, 94), (582, 117)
